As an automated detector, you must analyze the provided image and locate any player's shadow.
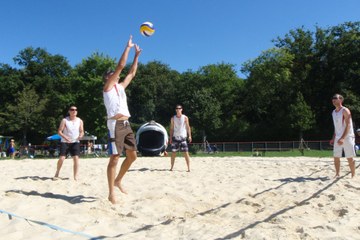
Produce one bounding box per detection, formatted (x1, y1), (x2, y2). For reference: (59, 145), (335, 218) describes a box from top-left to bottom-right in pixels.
(275, 176), (330, 183)
(344, 183), (360, 190)
(90, 218), (176, 239)
(5, 189), (97, 204)
(15, 176), (69, 181)
(252, 172), (329, 198)
(128, 168), (169, 172)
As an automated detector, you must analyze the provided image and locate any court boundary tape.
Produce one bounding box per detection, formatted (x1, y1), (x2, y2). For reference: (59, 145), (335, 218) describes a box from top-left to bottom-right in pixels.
(0, 209), (99, 239)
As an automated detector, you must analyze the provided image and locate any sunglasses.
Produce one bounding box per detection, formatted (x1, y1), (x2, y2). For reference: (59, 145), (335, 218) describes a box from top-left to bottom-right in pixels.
(69, 109), (77, 111)
(332, 97), (339, 100)
(176, 108), (182, 110)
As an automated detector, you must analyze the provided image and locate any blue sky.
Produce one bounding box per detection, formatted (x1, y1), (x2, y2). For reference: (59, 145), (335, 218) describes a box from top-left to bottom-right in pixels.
(1, 0), (359, 77)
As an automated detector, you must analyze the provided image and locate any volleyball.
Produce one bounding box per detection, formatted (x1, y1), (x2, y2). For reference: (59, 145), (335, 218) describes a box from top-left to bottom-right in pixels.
(140, 22), (155, 37)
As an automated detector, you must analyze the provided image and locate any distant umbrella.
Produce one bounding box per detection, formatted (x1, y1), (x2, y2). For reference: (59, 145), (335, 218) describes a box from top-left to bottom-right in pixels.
(46, 134), (61, 141)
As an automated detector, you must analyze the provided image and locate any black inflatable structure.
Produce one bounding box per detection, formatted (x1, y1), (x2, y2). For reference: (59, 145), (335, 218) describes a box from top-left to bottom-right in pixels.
(136, 120), (168, 156)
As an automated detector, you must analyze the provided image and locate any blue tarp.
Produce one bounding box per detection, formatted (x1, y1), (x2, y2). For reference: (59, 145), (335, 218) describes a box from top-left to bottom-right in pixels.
(46, 134), (61, 141)
(46, 133), (97, 141)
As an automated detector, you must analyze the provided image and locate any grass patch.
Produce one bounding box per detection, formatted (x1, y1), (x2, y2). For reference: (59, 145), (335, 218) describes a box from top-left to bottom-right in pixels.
(0, 150), (334, 160)
(191, 150), (333, 158)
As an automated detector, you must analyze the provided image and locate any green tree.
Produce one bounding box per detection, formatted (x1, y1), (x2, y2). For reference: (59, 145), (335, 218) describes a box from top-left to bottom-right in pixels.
(273, 22), (360, 138)
(12, 47), (74, 140)
(241, 48), (296, 140)
(196, 63), (245, 141)
(0, 64), (24, 134)
(173, 66), (232, 141)
(4, 86), (47, 144)
(128, 61), (180, 127)
(183, 88), (222, 141)
(288, 92), (315, 138)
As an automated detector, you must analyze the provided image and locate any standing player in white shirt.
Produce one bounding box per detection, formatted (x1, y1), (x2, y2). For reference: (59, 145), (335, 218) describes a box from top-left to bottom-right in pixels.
(54, 106), (84, 181)
(330, 94), (356, 178)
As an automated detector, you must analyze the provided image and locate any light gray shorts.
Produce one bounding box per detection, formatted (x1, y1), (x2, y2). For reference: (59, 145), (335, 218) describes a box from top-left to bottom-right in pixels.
(333, 136), (355, 158)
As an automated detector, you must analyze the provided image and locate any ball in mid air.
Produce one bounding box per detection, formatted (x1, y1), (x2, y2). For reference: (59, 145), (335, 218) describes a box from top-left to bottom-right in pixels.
(140, 22), (155, 37)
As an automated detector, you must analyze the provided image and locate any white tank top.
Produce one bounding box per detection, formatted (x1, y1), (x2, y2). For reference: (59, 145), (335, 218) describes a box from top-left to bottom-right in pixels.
(332, 107), (354, 140)
(61, 117), (81, 143)
(103, 83), (130, 118)
(173, 115), (187, 138)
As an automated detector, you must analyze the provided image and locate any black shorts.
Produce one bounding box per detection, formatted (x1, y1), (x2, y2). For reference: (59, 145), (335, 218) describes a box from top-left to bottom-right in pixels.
(60, 142), (80, 157)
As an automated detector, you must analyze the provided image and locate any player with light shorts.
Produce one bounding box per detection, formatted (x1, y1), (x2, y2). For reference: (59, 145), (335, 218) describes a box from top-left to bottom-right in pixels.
(330, 94), (356, 178)
(103, 35), (142, 204)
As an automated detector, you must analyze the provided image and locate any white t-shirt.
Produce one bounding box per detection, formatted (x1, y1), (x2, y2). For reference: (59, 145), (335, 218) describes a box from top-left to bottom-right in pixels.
(103, 83), (130, 119)
(61, 117), (81, 143)
(332, 107), (355, 140)
(173, 115), (187, 138)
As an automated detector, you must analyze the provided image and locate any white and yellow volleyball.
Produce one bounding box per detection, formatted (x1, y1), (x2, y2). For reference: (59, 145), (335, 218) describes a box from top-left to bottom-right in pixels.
(140, 22), (155, 37)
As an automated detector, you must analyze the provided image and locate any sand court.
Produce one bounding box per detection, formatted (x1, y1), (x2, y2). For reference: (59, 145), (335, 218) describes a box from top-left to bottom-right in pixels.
(0, 156), (359, 239)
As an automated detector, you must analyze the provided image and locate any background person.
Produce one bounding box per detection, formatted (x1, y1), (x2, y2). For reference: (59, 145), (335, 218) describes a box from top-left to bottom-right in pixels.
(54, 106), (84, 180)
(87, 141), (93, 155)
(355, 128), (360, 156)
(329, 94), (356, 178)
(169, 104), (192, 172)
(8, 139), (16, 159)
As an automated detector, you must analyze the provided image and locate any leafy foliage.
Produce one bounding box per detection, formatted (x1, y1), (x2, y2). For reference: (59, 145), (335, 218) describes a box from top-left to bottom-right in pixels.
(4, 86), (47, 144)
(1, 22), (359, 144)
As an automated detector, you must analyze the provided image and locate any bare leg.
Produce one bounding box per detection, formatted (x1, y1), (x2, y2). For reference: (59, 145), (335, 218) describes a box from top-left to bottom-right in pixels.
(114, 150), (137, 194)
(54, 156), (66, 178)
(170, 152), (176, 171)
(184, 151), (191, 172)
(73, 155), (79, 181)
(346, 157), (355, 178)
(334, 157), (340, 178)
(107, 155), (120, 204)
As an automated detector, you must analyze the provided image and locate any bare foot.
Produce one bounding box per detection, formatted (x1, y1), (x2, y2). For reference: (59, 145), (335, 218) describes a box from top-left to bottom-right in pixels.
(108, 195), (117, 204)
(334, 174), (340, 179)
(115, 181), (128, 194)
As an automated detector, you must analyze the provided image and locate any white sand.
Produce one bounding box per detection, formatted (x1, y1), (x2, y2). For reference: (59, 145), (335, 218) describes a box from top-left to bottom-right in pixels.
(0, 156), (359, 240)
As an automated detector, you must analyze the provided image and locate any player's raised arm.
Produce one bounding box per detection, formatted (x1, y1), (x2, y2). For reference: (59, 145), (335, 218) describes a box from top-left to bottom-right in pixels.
(121, 44), (142, 89)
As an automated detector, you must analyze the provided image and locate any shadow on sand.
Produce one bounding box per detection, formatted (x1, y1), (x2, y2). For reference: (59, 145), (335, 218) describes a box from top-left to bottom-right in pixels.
(5, 189), (97, 204)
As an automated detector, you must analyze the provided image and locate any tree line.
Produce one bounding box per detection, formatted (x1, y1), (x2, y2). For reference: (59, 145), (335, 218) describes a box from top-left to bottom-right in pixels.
(0, 22), (359, 145)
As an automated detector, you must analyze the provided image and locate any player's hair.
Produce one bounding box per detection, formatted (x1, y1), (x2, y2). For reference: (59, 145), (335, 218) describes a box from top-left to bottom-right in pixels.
(333, 94), (344, 101)
(102, 70), (115, 83)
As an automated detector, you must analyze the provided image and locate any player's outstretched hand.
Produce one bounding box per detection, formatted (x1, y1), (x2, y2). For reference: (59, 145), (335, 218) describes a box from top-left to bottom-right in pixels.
(127, 35), (135, 48)
(135, 44), (142, 56)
